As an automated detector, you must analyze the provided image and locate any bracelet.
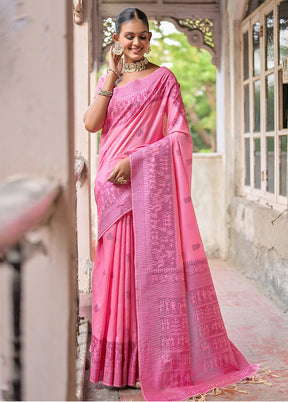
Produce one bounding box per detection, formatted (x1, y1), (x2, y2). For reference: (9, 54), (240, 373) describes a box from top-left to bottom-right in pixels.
(107, 68), (120, 79)
(97, 88), (113, 97)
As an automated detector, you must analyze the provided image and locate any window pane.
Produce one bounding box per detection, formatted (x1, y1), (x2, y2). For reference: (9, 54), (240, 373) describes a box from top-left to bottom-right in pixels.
(245, 138), (251, 186)
(254, 138), (261, 189)
(253, 22), (261, 75)
(244, 84), (250, 132)
(266, 137), (274, 193)
(243, 31), (249, 80)
(266, 74), (274, 131)
(280, 136), (287, 196)
(279, 0), (288, 64)
(266, 12), (274, 70)
(254, 80), (261, 132)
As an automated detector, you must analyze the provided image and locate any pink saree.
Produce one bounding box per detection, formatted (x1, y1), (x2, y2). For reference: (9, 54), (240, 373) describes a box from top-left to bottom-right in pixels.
(90, 67), (258, 401)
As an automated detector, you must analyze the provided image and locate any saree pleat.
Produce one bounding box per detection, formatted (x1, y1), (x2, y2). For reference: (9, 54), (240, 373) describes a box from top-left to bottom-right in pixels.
(90, 211), (139, 387)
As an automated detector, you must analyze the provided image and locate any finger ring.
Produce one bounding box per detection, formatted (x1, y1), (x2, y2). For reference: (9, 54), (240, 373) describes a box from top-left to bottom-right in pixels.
(117, 177), (127, 184)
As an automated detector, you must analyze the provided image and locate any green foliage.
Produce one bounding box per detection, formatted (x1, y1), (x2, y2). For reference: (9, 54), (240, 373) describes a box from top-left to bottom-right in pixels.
(149, 21), (217, 152)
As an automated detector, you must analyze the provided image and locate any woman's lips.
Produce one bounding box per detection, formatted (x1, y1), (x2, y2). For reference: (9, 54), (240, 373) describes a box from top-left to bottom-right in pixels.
(130, 48), (142, 53)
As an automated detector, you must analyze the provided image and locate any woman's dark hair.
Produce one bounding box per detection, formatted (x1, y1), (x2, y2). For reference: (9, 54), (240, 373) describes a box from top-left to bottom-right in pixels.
(115, 8), (149, 35)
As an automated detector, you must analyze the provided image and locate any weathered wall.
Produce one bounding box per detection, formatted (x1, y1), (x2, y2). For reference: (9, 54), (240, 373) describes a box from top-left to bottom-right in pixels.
(0, 0), (77, 400)
(225, 0), (288, 310)
(191, 153), (225, 258)
(229, 197), (288, 310)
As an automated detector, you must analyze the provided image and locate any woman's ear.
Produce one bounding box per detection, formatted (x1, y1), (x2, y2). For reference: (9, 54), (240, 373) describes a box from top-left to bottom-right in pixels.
(148, 32), (152, 41)
(113, 33), (119, 42)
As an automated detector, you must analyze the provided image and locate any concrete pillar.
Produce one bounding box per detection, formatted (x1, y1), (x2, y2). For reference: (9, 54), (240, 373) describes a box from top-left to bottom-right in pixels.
(0, 0), (77, 399)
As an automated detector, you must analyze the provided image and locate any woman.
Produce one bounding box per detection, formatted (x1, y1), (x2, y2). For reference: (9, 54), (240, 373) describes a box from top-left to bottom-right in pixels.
(83, 8), (258, 401)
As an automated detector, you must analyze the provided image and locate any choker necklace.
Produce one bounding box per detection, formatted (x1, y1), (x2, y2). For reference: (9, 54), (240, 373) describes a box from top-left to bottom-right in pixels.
(123, 57), (148, 73)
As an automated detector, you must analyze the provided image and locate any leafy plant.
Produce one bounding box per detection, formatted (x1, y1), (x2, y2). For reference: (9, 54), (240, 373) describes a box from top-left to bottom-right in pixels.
(149, 21), (217, 152)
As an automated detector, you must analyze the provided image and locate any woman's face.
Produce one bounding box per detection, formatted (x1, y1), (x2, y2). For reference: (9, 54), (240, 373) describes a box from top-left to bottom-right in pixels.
(114, 18), (151, 63)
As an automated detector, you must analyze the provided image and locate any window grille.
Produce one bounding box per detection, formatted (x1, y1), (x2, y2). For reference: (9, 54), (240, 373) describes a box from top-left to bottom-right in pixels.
(241, 0), (288, 208)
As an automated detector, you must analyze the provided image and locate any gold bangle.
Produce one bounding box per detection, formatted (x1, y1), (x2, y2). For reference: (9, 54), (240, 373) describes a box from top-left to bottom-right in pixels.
(107, 68), (120, 79)
(97, 88), (113, 97)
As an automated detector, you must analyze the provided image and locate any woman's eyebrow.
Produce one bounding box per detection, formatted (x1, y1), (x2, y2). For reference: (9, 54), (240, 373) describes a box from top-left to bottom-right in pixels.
(124, 31), (148, 34)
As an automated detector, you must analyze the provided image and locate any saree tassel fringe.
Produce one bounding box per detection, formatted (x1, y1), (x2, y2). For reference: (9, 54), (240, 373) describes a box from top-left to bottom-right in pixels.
(187, 367), (280, 401)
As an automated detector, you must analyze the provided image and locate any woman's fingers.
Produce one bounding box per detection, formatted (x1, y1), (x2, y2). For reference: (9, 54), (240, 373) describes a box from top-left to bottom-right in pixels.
(109, 46), (123, 71)
(107, 168), (118, 182)
(118, 58), (123, 73)
(108, 170), (127, 185)
(107, 168), (125, 184)
(107, 158), (130, 184)
(108, 47), (114, 65)
(109, 47), (117, 69)
(111, 170), (126, 184)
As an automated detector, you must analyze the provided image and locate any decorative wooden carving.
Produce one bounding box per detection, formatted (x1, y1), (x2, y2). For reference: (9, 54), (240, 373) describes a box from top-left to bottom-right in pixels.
(173, 18), (214, 48)
(171, 17), (218, 67)
(73, 0), (84, 25)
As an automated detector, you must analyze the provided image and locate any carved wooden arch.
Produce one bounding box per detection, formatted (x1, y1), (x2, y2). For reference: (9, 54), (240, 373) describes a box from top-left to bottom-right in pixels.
(167, 17), (219, 68)
(95, 1), (221, 70)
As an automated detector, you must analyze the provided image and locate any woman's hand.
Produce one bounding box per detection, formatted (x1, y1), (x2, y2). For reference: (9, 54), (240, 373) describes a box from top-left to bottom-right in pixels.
(109, 47), (123, 78)
(107, 157), (130, 185)
(83, 46), (123, 133)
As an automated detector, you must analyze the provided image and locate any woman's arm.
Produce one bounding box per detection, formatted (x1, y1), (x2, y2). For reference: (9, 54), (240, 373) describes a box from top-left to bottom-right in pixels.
(83, 48), (123, 133)
(83, 73), (117, 132)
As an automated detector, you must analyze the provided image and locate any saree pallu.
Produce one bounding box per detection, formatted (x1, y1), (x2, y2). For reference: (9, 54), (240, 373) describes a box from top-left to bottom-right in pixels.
(90, 67), (258, 401)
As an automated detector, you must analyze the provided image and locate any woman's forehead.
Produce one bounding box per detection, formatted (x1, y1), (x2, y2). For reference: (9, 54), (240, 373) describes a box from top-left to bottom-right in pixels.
(120, 18), (148, 33)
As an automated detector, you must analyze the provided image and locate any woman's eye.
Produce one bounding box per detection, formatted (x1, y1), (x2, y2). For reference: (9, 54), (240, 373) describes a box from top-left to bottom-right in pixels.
(125, 36), (147, 40)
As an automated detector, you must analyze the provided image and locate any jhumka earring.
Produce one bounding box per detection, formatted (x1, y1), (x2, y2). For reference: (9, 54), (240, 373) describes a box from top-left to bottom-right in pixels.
(113, 42), (123, 55)
(145, 44), (151, 55)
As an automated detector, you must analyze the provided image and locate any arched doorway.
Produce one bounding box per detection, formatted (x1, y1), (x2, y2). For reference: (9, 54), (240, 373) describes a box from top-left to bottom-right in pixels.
(74, 0), (223, 317)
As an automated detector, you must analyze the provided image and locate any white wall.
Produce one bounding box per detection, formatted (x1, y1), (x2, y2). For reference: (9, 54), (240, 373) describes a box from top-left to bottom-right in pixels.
(191, 154), (225, 258)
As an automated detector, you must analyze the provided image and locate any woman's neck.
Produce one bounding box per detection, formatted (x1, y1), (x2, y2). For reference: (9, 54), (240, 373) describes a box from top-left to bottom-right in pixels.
(124, 57), (144, 64)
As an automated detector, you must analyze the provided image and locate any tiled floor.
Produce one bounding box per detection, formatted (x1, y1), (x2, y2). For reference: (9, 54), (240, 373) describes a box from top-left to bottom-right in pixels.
(83, 259), (288, 401)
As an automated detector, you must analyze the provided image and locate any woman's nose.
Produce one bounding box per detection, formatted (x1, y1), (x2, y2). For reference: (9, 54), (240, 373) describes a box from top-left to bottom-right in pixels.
(133, 36), (140, 46)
